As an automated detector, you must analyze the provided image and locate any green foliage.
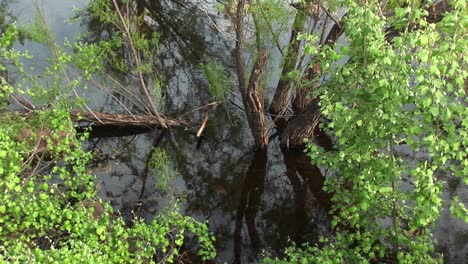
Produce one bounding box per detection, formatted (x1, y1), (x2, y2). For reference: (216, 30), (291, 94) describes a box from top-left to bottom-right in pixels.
(249, 0), (293, 51)
(0, 1), (16, 37)
(76, 0), (164, 113)
(0, 25), (20, 108)
(271, 0), (468, 263)
(20, 13), (52, 46)
(71, 41), (105, 80)
(148, 147), (176, 193)
(0, 19), (215, 264)
(82, 0), (160, 76)
(263, 240), (346, 264)
(200, 60), (229, 101)
(450, 197), (468, 222)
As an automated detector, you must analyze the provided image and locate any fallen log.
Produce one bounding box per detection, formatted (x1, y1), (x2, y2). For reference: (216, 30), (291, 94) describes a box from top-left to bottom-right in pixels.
(5, 110), (192, 138)
(70, 111), (189, 129)
(72, 111), (192, 138)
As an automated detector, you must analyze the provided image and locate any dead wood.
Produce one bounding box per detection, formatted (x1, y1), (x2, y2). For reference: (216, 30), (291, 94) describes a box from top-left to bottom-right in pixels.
(70, 111), (188, 128)
(196, 112), (209, 138)
(6, 110), (190, 138)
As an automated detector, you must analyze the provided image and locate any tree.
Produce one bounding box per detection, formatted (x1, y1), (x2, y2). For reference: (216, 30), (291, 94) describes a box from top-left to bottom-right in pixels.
(266, 0), (467, 262)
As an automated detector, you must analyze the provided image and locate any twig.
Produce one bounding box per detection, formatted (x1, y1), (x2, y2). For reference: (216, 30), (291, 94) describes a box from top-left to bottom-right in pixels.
(4, 89), (36, 111)
(111, 0), (167, 128)
(72, 89), (104, 124)
(201, 7), (237, 41)
(320, 5), (341, 30)
(229, 98), (245, 111)
(101, 71), (153, 114)
(179, 101), (219, 117)
(258, 5), (284, 56)
(196, 112), (210, 138)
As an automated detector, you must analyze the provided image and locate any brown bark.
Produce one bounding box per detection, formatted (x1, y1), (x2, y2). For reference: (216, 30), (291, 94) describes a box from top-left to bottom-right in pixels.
(71, 111), (188, 128)
(280, 100), (322, 148)
(235, 0), (269, 150)
(270, 8), (306, 120)
(7, 110), (188, 132)
(281, 16), (345, 148)
(243, 54), (269, 149)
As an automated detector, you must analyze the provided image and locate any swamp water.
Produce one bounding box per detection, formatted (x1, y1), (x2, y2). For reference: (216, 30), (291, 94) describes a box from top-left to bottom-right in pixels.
(6, 0), (468, 263)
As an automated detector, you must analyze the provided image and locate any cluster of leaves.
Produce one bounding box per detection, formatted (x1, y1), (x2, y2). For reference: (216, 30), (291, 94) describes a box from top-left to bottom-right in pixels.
(0, 25), (23, 108)
(268, 0), (467, 263)
(2, 12), (105, 108)
(77, 0), (166, 113)
(1, 20), (215, 264)
(249, 0), (293, 52)
(81, 0), (159, 75)
(148, 147), (176, 193)
(0, 0), (15, 37)
(200, 60), (229, 102)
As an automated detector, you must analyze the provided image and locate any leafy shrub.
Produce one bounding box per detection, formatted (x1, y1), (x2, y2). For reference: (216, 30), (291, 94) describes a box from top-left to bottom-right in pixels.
(0, 24), (216, 263)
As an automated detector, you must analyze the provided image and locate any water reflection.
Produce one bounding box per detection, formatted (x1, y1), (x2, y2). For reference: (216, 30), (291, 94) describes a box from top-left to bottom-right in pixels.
(234, 150), (267, 263)
(5, 0), (468, 263)
(81, 0), (206, 63)
(282, 148), (332, 244)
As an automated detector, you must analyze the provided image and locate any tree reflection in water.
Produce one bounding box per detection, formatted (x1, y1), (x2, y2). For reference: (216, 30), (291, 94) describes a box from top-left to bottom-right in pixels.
(233, 145), (332, 263)
(234, 150), (267, 264)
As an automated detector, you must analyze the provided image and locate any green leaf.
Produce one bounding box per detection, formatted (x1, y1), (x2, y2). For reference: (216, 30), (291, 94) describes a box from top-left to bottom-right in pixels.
(429, 106), (439, 117)
(360, 201), (369, 211)
(422, 97), (432, 108)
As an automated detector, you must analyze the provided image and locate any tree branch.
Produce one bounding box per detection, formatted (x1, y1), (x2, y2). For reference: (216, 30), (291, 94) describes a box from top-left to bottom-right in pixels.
(111, 0), (167, 128)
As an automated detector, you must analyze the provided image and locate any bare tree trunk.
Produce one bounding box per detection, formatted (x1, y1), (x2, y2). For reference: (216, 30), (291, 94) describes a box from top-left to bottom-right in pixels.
(280, 100), (321, 148)
(280, 13), (345, 149)
(235, 0), (269, 150)
(269, 8), (306, 121)
(243, 54), (269, 149)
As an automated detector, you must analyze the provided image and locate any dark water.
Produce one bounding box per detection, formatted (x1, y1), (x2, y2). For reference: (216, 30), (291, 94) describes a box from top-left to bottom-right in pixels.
(5, 0), (468, 263)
